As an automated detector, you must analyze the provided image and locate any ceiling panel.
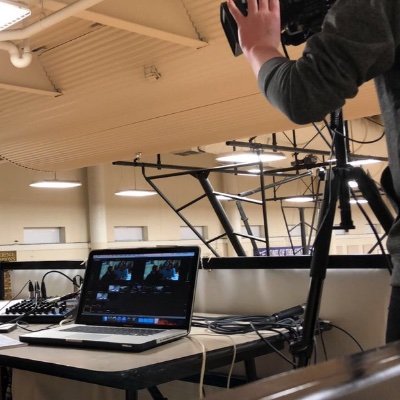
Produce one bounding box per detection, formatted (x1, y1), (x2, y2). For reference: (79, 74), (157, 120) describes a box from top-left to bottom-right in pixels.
(0, 0), (383, 172)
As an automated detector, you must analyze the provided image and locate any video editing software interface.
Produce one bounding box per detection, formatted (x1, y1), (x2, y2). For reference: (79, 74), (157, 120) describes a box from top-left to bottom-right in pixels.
(78, 250), (198, 329)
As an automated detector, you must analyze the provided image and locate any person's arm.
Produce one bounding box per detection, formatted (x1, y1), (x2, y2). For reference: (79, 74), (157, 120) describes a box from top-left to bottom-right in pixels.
(227, 0), (283, 76)
(229, 0), (396, 124)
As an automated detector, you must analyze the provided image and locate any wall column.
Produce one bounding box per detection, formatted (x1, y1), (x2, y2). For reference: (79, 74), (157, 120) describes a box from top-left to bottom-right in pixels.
(87, 165), (108, 249)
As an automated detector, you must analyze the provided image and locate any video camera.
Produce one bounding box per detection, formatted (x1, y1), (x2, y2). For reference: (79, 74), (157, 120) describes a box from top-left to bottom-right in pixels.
(220, 0), (336, 56)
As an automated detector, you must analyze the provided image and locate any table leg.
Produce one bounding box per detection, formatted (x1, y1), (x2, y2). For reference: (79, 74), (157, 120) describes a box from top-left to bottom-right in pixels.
(126, 389), (138, 400)
(148, 386), (168, 399)
(244, 359), (258, 382)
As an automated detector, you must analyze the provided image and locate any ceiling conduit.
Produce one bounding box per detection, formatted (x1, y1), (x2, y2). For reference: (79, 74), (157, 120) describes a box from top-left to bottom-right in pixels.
(0, 0), (105, 68)
(0, 40), (31, 68)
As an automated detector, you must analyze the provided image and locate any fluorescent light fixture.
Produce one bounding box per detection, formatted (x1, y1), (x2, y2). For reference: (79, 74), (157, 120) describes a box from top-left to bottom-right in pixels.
(348, 180), (358, 188)
(115, 189), (157, 197)
(350, 198), (368, 204)
(284, 196), (314, 203)
(216, 151), (286, 163)
(237, 166), (274, 176)
(247, 165), (274, 173)
(30, 180), (82, 189)
(0, 1), (31, 31)
(327, 158), (381, 167)
(348, 159), (382, 167)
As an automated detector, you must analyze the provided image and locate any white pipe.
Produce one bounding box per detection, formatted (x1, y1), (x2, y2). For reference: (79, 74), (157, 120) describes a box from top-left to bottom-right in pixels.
(0, 0), (105, 42)
(0, 41), (32, 68)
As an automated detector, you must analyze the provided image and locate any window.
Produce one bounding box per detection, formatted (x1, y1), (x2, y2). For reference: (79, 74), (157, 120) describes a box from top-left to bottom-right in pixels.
(23, 227), (65, 244)
(287, 224), (303, 237)
(241, 225), (265, 238)
(180, 226), (207, 240)
(114, 226), (146, 242)
(364, 223), (383, 235)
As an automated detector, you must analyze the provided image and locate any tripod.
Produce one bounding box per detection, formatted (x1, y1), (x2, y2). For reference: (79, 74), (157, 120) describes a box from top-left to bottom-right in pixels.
(290, 109), (394, 367)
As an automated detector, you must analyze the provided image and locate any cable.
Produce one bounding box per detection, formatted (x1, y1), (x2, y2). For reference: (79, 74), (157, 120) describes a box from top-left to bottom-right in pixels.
(193, 313), (303, 368)
(16, 321), (57, 333)
(332, 127), (385, 144)
(314, 322), (328, 362)
(326, 322), (364, 352)
(188, 336), (207, 399)
(282, 42), (290, 59)
(225, 336), (237, 389)
(40, 270), (77, 299)
(191, 333), (238, 390)
(365, 117), (384, 127)
(41, 270), (75, 285)
(249, 323), (297, 368)
(319, 330), (328, 361)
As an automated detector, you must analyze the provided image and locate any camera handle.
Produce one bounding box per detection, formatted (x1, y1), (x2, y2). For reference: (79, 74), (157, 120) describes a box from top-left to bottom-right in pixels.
(290, 108), (394, 367)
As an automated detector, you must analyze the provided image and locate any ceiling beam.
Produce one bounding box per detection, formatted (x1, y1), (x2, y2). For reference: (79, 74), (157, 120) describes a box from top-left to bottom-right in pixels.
(43, 0), (208, 49)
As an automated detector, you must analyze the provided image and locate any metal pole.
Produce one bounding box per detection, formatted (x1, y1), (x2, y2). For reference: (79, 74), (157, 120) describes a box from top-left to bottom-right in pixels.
(195, 171), (246, 256)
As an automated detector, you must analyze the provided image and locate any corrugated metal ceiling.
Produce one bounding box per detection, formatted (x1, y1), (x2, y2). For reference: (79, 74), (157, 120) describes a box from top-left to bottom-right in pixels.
(0, 0), (382, 171)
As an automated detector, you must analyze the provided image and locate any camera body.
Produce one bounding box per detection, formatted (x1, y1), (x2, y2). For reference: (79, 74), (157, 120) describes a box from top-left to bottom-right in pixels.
(220, 0), (336, 56)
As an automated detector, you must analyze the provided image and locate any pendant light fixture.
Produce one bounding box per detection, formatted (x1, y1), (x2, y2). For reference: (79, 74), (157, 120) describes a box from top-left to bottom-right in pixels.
(114, 167), (156, 198)
(216, 150), (286, 163)
(283, 196), (315, 203)
(29, 172), (82, 189)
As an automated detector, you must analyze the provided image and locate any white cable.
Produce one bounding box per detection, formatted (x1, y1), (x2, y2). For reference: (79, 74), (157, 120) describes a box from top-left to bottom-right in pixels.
(188, 336), (207, 399)
(190, 333), (238, 391)
(59, 318), (74, 326)
(224, 335), (237, 389)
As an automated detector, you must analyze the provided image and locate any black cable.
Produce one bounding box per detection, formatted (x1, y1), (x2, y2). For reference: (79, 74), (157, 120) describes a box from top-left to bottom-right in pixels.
(41, 270), (75, 285)
(72, 274), (84, 286)
(319, 330), (328, 361)
(332, 127), (385, 144)
(282, 42), (290, 59)
(193, 314), (303, 367)
(327, 322), (364, 352)
(249, 322), (297, 368)
(365, 117), (384, 127)
(16, 322), (58, 333)
(193, 315), (302, 336)
(313, 340), (317, 364)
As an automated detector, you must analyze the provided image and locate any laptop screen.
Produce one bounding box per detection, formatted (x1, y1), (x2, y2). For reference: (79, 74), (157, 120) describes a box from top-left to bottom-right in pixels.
(75, 247), (200, 330)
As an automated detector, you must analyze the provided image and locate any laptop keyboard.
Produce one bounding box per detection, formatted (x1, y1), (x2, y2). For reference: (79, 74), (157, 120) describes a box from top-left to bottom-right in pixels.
(63, 326), (164, 336)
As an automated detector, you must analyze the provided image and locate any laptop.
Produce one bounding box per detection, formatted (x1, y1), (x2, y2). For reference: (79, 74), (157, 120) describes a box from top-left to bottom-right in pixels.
(20, 246), (200, 352)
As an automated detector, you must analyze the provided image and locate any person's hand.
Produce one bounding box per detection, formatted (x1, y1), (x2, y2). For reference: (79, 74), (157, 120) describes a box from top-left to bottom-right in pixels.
(227, 0), (283, 75)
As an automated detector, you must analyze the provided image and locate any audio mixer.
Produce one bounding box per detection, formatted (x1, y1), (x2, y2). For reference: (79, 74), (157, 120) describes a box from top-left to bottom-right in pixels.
(0, 299), (75, 324)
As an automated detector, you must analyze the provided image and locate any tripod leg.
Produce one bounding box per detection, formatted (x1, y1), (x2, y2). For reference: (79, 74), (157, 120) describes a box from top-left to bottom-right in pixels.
(349, 167), (394, 234)
(291, 169), (341, 367)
